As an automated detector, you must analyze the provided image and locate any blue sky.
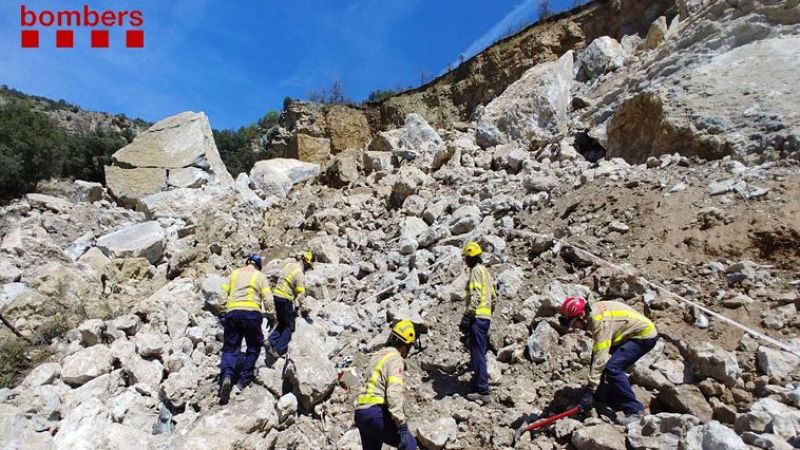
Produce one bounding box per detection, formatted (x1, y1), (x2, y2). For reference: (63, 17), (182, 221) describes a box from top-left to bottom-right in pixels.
(2, 0), (575, 129)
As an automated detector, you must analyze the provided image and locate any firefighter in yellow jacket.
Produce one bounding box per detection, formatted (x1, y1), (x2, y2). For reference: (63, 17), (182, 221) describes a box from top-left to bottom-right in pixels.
(265, 252), (313, 357)
(218, 254), (274, 405)
(354, 320), (418, 450)
(560, 296), (659, 425)
(460, 241), (494, 404)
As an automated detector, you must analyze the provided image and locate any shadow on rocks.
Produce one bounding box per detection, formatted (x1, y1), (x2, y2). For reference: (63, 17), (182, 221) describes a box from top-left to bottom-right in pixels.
(428, 370), (472, 400)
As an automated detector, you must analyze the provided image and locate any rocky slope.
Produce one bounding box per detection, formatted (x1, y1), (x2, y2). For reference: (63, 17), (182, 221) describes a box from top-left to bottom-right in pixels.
(1, 0), (800, 449)
(0, 86), (146, 137)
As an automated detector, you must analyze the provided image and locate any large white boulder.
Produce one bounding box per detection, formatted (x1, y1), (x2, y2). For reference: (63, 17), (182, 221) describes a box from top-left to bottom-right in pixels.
(112, 111), (232, 184)
(576, 36), (626, 81)
(95, 221), (165, 264)
(61, 345), (114, 387)
(394, 114), (452, 170)
(688, 342), (741, 387)
(249, 158), (320, 198)
(476, 51), (574, 148)
(285, 321), (338, 410)
(416, 417), (458, 450)
(684, 421), (747, 450)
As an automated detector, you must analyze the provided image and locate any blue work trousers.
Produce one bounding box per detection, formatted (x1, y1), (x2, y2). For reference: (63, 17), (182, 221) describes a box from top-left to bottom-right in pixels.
(469, 318), (491, 395)
(267, 296), (295, 356)
(354, 406), (416, 450)
(597, 336), (658, 414)
(219, 310), (263, 386)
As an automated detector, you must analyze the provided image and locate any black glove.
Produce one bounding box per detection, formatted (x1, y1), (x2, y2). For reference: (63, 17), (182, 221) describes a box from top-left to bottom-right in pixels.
(579, 388), (595, 411)
(398, 424), (417, 450)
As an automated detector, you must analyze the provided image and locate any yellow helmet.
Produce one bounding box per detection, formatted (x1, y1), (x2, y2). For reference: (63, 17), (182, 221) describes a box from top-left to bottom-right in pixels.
(302, 251), (314, 267)
(463, 241), (482, 258)
(391, 320), (416, 345)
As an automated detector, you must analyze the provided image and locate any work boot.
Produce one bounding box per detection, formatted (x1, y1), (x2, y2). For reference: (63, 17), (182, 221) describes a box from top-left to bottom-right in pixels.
(466, 392), (491, 404)
(617, 412), (644, 427)
(233, 381), (249, 395)
(263, 341), (278, 366)
(219, 377), (232, 405)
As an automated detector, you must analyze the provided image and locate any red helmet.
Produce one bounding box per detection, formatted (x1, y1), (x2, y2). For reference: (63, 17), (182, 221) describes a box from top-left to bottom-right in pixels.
(561, 296), (587, 318)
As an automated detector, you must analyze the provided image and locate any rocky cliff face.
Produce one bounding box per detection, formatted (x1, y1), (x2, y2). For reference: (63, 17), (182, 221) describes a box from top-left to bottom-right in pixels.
(374, 0), (679, 130)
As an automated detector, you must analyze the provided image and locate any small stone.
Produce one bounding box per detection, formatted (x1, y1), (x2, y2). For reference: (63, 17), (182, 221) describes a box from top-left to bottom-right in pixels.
(277, 393), (298, 422)
(609, 221), (630, 233)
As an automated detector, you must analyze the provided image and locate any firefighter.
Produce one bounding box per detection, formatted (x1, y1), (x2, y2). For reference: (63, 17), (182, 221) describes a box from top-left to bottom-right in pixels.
(560, 296), (659, 425)
(354, 320), (418, 450)
(265, 251), (313, 357)
(460, 241), (494, 404)
(218, 254), (274, 405)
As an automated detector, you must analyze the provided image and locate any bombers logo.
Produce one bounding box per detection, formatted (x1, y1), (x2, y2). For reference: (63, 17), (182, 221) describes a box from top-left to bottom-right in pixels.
(20, 3), (145, 48)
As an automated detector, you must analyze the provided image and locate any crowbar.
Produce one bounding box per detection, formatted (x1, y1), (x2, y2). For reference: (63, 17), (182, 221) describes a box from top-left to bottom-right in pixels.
(514, 406), (582, 442)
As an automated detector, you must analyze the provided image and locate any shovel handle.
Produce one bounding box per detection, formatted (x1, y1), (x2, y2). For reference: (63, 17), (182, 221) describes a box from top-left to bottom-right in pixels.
(522, 406), (582, 433)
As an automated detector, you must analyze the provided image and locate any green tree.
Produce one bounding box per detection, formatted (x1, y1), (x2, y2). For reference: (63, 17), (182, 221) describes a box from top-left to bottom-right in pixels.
(0, 101), (66, 197)
(257, 111), (280, 130)
(214, 128), (258, 177)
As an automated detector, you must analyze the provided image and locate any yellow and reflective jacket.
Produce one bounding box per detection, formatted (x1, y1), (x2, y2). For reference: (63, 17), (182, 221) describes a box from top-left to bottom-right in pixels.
(587, 300), (658, 387)
(273, 261), (306, 302)
(222, 266), (273, 316)
(354, 346), (407, 424)
(465, 264), (494, 320)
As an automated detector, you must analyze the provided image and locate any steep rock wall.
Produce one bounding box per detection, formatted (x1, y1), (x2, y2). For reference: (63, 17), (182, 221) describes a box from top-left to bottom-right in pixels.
(372, 0), (678, 129)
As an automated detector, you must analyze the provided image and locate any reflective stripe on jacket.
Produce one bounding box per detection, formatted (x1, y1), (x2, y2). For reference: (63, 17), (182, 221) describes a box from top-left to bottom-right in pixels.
(222, 266), (272, 314)
(273, 261), (306, 301)
(587, 300), (658, 387)
(466, 264), (494, 319)
(354, 347), (406, 424)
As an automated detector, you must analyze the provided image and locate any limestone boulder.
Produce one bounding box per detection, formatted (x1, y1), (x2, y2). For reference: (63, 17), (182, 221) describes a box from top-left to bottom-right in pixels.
(21, 362), (61, 387)
(606, 36), (800, 164)
(324, 105), (372, 153)
(250, 158), (321, 198)
(368, 128), (403, 153)
(323, 149), (362, 188)
(285, 321), (338, 411)
(0, 260), (22, 283)
(688, 342), (741, 387)
(627, 413), (701, 450)
(476, 51), (574, 148)
(26, 193), (73, 213)
(292, 133), (331, 164)
(0, 403), (56, 449)
(72, 180), (104, 203)
(395, 114), (452, 170)
(112, 111), (232, 185)
(135, 187), (220, 220)
(416, 417), (458, 450)
(95, 221), (165, 264)
(167, 167), (209, 188)
(527, 321), (559, 363)
(572, 423), (626, 450)
(757, 346), (800, 378)
(659, 384), (713, 422)
(684, 421), (747, 450)
(61, 345), (114, 386)
(104, 166), (167, 208)
(181, 386), (278, 449)
(576, 36), (626, 81)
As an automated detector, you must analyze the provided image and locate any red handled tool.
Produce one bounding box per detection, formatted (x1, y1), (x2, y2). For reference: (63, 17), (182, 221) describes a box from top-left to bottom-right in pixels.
(514, 406), (582, 442)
